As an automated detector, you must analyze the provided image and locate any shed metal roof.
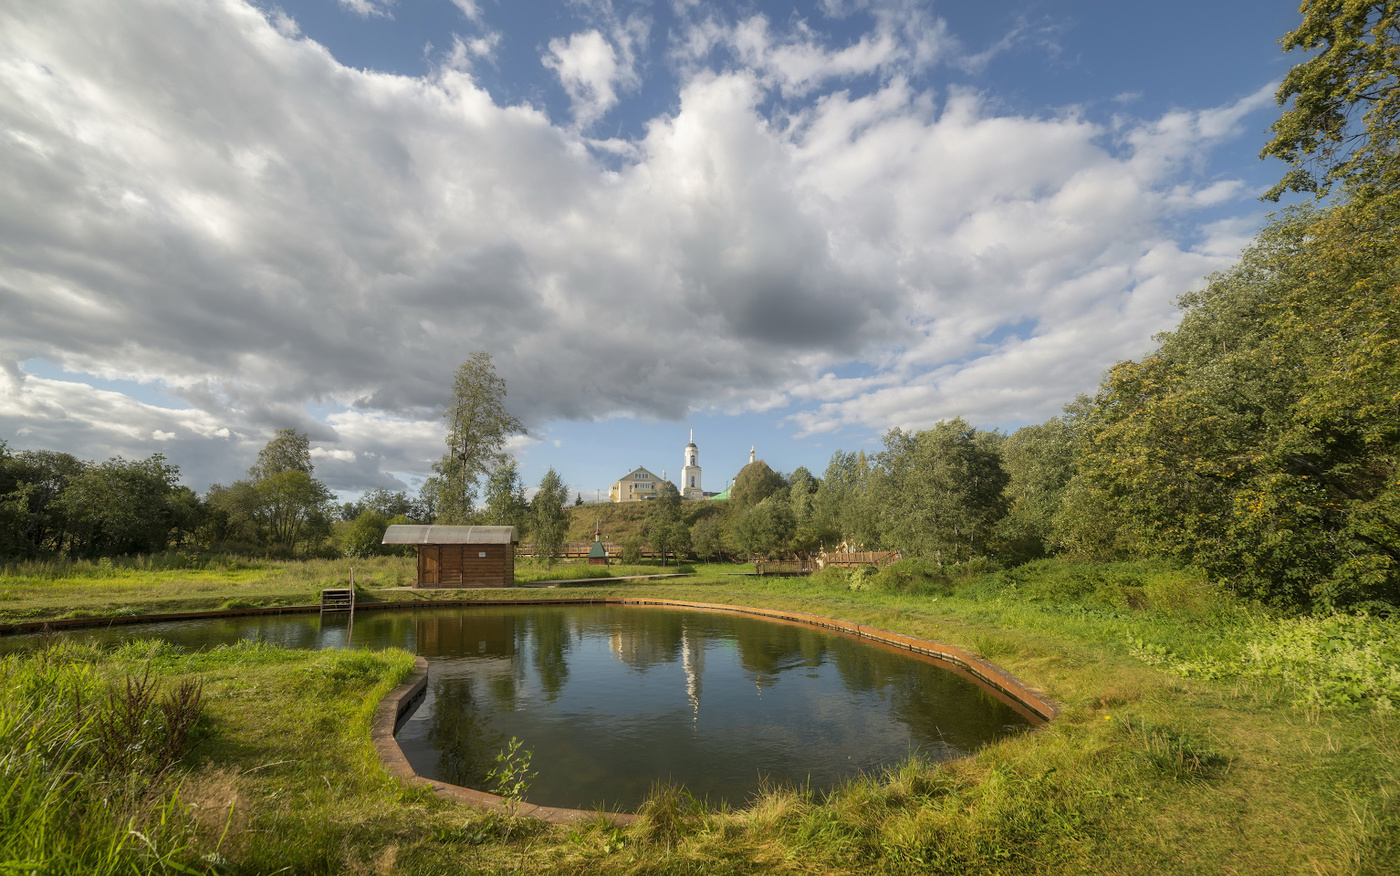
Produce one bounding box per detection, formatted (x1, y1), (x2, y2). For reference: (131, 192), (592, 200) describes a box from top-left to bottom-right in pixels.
(381, 525), (519, 545)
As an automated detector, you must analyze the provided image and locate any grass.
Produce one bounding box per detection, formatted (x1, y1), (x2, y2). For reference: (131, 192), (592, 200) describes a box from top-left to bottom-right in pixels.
(0, 554), (725, 623)
(0, 553), (421, 622)
(1, 557), (1398, 873)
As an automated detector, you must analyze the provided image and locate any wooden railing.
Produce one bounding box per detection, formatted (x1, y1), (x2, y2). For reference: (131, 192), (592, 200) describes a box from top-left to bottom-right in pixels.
(818, 550), (902, 569)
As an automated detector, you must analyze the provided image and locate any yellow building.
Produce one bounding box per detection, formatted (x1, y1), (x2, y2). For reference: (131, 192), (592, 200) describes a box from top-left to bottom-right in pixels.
(609, 466), (665, 502)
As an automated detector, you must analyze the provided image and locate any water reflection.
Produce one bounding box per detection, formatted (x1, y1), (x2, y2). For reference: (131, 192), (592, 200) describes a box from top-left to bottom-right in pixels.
(3, 604), (1034, 810)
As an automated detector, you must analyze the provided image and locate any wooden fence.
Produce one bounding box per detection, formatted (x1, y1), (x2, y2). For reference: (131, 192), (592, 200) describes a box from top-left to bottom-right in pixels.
(516, 542), (675, 560)
(818, 550), (902, 569)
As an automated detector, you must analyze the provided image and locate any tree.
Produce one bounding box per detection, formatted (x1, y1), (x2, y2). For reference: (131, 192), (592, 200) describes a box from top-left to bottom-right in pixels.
(871, 421), (1008, 563)
(0, 448), (86, 555)
(619, 534), (644, 565)
(59, 454), (185, 557)
(255, 469), (332, 552)
(788, 466), (817, 527)
(213, 429), (332, 553)
(645, 482), (686, 565)
(813, 450), (879, 549)
(201, 480), (263, 545)
(342, 510), (390, 558)
(356, 487), (422, 522)
(0, 442), (29, 558)
(429, 352), (526, 524)
(730, 494), (796, 559)
(1070, 207), (1400, 607)
(997, 417), (1078, 561)
(531, 467), (569, 566)
(250, 428), (313, 481)
(731, 459), (786, 511)
(1262, 1), (1400, 203)
(483, 460), (530, 537)
(690, 514), (724, 561)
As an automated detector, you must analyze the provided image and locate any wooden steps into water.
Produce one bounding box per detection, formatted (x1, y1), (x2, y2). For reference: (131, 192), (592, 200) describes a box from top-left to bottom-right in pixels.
(320, 587), (355, 614)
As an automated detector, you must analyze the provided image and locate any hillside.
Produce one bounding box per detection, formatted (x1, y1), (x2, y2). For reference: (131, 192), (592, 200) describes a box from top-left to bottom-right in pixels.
(564, 500), (725, 543)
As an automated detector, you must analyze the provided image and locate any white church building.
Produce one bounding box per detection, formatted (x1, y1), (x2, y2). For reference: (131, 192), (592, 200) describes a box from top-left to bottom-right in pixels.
(608, 431), (707, 502)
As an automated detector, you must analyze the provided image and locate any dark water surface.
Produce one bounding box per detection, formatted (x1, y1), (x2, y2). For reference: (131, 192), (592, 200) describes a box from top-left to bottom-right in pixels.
(6, 605), (1035, 810)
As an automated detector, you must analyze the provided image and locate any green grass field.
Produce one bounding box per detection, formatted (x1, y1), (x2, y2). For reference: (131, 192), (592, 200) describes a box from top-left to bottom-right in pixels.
(1, 557), (1396, 874)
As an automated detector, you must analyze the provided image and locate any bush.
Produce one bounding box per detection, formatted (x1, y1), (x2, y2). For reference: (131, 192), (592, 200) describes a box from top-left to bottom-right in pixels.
(809, 565), (852, 590)
(619, 535), (643, 565)
(870, 557), (955, 596)
(341, 511), (388, 559)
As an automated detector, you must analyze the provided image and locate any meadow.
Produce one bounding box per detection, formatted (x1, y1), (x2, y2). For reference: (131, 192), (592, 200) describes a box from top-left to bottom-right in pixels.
(1, 556), (1396, 874)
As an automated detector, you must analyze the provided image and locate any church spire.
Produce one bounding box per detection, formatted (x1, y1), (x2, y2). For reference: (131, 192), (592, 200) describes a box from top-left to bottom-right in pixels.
(682, 430), (702, 498)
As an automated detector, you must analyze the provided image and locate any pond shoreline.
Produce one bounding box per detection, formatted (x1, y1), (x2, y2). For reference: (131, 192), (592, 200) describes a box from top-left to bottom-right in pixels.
(2, 594), (1059, 722)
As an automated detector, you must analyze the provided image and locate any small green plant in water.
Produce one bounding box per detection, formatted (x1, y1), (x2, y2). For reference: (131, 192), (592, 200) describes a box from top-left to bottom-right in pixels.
(486, 736), (537, 803)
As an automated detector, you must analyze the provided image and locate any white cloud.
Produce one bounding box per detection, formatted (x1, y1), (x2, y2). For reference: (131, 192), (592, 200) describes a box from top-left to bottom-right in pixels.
(449, 0), (481, 23)
(544, 30), (634, 126)
(0, 0), (1278, 492)
(336, 0), (394, 19)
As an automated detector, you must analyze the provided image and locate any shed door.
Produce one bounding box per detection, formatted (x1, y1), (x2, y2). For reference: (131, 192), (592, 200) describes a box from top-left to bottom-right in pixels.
(420, 545), (440, 585)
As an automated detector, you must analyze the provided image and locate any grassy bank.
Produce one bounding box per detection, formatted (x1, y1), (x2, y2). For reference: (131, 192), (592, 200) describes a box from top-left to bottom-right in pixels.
(0, 554), (713, 624)
(1, 559), (1397, 873)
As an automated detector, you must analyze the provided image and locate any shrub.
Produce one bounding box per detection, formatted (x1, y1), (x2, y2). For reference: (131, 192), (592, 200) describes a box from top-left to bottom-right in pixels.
(870, 557), (955, 596)
(341, 511), (388, 559)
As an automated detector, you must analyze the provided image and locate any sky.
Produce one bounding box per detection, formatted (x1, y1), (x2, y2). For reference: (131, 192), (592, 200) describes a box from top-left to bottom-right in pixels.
(1, 0), (1308, 504)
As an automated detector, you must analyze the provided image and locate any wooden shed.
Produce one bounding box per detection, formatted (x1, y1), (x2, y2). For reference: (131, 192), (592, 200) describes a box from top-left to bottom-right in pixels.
(381, 525), (518, 588)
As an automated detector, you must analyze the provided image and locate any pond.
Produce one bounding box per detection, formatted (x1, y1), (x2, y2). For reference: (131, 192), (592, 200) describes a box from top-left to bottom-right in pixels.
(5, 604), (1037, 811)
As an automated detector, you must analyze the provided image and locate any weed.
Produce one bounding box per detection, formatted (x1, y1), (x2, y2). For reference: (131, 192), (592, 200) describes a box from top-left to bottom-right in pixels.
(1118, 717), (1231, 783)
(91, 667), (205, 797)
(635, 780), (707, 844)
(486, 736), (537, 803)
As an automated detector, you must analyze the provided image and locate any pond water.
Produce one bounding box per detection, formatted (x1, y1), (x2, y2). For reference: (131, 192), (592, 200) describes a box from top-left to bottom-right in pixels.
(5, 604), (1036, 810)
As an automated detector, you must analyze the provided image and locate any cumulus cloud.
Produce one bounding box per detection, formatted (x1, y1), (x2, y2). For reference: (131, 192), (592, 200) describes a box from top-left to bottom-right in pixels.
(0, 0), (1274, 491)
(544, 30), (636, 127)
(337, 0), (394, 19)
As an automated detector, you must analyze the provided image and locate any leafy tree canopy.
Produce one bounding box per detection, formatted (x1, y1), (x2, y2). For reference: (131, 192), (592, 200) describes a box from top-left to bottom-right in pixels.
(1263, 1), (1400, 203)
(531, 467), (570, 566)
(730, 459), (786, 511)
(430, 352), (526, 524)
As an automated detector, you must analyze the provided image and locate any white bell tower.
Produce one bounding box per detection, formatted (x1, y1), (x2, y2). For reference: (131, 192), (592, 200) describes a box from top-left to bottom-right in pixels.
(681, 430), (703, 499)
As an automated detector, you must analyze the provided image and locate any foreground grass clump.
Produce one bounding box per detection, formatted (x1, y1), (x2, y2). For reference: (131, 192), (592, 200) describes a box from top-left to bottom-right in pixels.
(1, 640), (210, 873)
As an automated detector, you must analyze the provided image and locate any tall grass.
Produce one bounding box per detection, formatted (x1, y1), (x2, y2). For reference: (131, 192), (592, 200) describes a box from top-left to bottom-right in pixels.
(0, 642), (208, 874)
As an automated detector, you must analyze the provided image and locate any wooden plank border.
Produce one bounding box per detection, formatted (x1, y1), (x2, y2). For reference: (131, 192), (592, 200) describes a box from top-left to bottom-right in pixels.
(4, 595), (1058, 819)
(366, 597), (1058, 822)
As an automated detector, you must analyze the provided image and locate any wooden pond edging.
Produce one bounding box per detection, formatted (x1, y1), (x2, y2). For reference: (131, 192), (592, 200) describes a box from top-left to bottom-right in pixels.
(366, 597), (1058, 823)
(369, 655), (639, 826)
(2, 594), (1058, 822)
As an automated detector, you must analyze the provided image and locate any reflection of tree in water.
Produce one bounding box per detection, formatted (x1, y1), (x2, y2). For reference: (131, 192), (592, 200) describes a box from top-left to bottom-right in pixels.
(424, 677), (503, 788)
(731, 617), (826, 689)
(607, 608), (684, 670)
(829, 637), (896, 697)
(885, 664), (1028, 754)
(528, 609), (571, 700)
(826, 637), (1030, 756)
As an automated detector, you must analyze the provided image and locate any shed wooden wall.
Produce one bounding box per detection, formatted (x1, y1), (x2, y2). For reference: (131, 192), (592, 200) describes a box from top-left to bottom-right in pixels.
(415, 543), (515, 588)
